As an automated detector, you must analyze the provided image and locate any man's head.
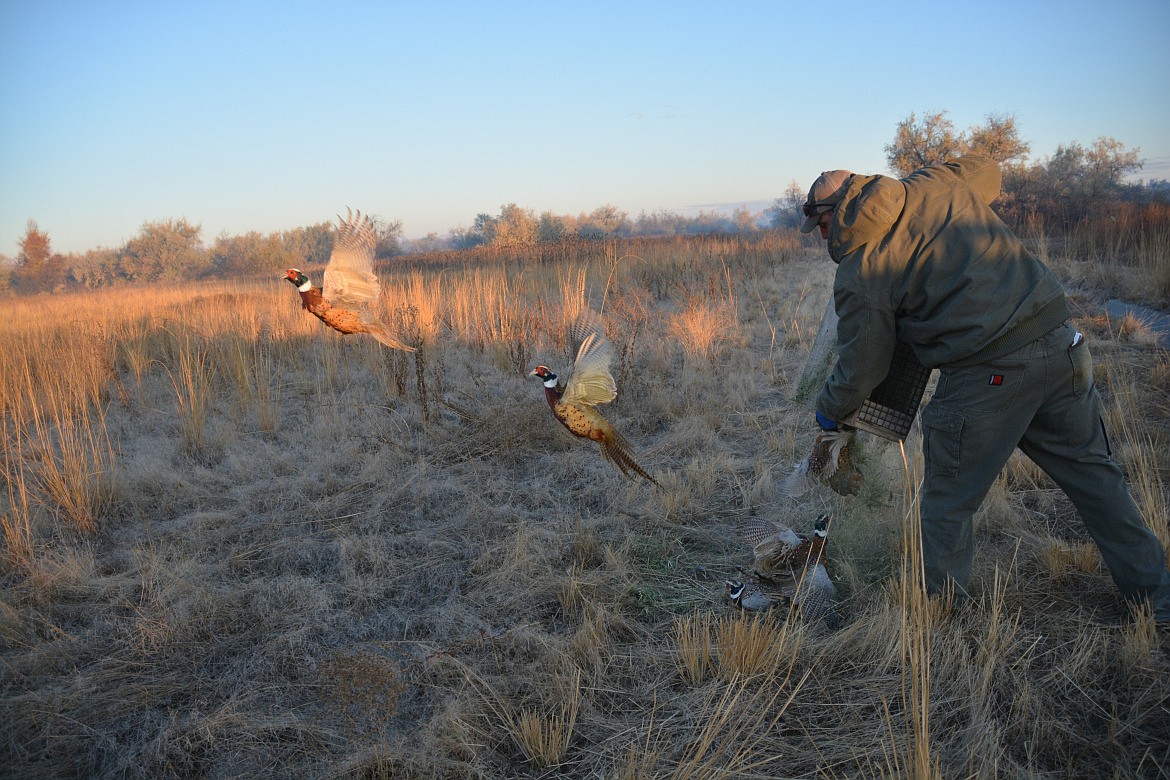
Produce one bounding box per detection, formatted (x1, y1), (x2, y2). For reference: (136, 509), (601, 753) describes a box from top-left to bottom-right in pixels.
(799, 170), (853, 235)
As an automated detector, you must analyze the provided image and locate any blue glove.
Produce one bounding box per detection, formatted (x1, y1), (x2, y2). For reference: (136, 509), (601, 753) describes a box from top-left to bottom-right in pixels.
(815, 410), (839, 431)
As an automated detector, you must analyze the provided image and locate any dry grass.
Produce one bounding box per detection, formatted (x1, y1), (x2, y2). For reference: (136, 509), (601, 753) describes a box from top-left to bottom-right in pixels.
(1, 232), (1168, 779)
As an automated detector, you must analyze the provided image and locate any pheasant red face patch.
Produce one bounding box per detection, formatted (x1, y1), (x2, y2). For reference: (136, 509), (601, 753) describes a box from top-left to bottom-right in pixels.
(988, 374), (1004, 386)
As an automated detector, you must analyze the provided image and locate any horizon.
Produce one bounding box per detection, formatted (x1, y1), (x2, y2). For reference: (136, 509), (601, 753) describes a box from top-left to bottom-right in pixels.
(3, 0), (1168, 256)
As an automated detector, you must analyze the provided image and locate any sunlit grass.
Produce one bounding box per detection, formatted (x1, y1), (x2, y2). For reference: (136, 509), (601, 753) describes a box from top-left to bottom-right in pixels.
(0, 229), (1166, 778)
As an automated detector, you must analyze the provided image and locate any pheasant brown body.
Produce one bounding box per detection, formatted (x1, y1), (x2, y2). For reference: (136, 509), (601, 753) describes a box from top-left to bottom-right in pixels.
(531, 311), (659, 487)
(296, 287), (368, 335)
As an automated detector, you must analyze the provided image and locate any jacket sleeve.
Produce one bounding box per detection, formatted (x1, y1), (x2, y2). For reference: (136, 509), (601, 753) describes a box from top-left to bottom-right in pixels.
(815, 271), (898, 421)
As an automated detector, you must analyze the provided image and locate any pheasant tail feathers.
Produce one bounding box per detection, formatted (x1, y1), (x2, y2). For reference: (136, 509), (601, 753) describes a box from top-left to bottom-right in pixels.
(602, 433), (660, 488)
(368, 322), (417, 353)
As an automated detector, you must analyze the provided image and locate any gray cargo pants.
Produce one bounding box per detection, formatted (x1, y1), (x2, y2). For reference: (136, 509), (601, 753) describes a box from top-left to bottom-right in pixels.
(919, 321), (1170, 612)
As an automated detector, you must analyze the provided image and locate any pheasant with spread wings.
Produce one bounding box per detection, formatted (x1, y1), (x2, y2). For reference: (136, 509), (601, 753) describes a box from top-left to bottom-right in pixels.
(530, 311), (659, 487)
(283, 209), (415, 353)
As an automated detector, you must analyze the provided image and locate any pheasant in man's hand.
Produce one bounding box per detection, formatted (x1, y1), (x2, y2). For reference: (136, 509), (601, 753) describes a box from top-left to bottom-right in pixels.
(783, 429), (863, 497)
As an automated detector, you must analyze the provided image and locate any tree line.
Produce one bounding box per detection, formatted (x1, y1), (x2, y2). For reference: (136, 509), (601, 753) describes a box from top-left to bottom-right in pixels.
(4, 111), (1167, 295)
(1, 205), (770, 294)
(769, 111), (1166, 233)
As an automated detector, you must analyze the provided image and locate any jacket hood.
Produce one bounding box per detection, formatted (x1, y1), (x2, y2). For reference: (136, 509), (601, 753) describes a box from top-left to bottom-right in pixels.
(827, 174), (906, 263)
(826, 156), (1004, 264)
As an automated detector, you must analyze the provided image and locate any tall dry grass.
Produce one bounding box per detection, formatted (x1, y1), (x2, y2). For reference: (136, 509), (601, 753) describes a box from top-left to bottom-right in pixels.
(1, 229), (1167, 778)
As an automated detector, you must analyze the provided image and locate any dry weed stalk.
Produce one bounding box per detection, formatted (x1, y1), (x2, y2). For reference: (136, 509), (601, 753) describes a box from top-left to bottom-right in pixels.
(511, 673), (581, 769)
(612, 703), (664, 779)
(166, 331), (212, 454)
(557, 560), (587, 617)
(1, 427), (35, 570)
(26, 401), (114, 535)
(1038, 539), (1100, 578)
(249, 339), (281, 433)
(895, 441), (941, 780)
(669, 264), (740, 359)
(976, 566), (1020, 700)
(714, 611), (790, 680)
(672, 610), (714, 686)
(671, 666), (810, 779)
(440, 655), (582, 770)
(1136, 218), (1170, 300)
(1109, 396), (1169, 554)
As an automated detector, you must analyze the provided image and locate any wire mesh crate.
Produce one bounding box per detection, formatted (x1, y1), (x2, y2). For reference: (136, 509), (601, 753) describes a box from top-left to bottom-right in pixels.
(841, 341), (933, 441)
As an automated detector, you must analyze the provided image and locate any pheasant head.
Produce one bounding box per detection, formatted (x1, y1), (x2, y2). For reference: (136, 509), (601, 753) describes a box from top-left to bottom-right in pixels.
(529, 365), (565, 398)
(283, 268), (311, 290)
(813, 514), (830, 537)
(724, 579), (747, 605)
(529, 365), (557, 384)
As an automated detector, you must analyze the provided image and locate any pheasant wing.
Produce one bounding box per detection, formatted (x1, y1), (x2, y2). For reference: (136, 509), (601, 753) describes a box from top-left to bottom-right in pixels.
(323, 209), (381, 307)
(737, 517), (799, 549)
(782, 565), (837, 623)
(561, 311), (617, 406)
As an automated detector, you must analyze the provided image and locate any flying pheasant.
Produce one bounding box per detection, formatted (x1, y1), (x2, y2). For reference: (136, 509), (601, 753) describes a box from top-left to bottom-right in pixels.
(530, 311), (659, 487)
(738, 513), (831, 580)
(283, 209), (416, 353)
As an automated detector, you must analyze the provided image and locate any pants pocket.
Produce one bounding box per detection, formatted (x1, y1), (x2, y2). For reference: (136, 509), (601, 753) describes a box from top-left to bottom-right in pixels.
(1069, 339), (1093, 398)
(922, 403), (964, 478)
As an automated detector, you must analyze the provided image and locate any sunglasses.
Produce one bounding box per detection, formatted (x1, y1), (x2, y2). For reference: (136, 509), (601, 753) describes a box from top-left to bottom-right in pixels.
(801, 202), (835, 217)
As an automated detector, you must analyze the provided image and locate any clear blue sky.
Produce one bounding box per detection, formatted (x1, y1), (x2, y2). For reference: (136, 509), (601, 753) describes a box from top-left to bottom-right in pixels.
(2, 0), (1168, 256)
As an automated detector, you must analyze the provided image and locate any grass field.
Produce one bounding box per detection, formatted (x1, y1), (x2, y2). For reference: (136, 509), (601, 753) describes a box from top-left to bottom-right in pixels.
(2, 233), (1168, 778)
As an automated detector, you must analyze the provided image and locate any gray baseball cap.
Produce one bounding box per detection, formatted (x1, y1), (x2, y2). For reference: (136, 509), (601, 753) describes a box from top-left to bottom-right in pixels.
(799, 170), (853, 233)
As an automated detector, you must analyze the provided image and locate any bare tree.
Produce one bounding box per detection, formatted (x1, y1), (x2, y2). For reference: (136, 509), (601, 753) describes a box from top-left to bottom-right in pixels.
(886, 111), (1033, 177)
(369, 215), (405, 259)
(965, 112), (1030, 165)
(282, 222), (334, 266)
(885, 111), (963, 176)
(210, 231), (293, 276)
(119, 219), (205, 282)
(766, 180), (806, 229)
(537, 211), (574, 243)
(491, 203), (538, 246)
(67, 247), (122, 288)
(578, 205), (630, 238)
(13, 220), (66, 293)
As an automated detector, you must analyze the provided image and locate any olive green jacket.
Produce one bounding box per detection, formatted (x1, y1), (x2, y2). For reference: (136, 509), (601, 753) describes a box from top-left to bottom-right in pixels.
(816, 155), (1071, 422)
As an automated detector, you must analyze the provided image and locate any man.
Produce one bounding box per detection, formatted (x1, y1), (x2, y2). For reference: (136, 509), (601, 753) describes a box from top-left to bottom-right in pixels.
(801, 156), (1170, 624)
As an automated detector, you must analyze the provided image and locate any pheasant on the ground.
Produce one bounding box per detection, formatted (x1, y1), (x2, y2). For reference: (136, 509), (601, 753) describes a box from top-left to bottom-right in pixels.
(724, 577), (789, 612)
(725, 567), (838, 627)
(738, 513), (831, 580)
(529, 310), (659, 487)
(283, 209), (416, 353)
(728, 514), (838, 627)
